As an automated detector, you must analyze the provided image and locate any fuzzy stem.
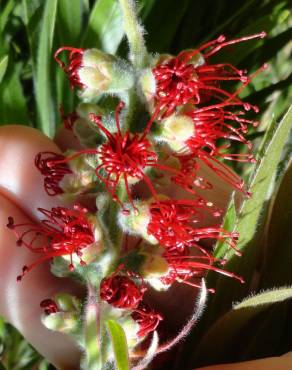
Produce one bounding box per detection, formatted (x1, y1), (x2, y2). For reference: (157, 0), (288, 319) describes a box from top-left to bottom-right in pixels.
(119, 0), (148, 68)
(83, 283), (102, 370)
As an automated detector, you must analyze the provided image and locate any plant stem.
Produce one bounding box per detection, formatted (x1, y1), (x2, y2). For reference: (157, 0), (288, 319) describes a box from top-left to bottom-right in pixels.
(83, 282), (102, 370)
(119, 0), (148, 68)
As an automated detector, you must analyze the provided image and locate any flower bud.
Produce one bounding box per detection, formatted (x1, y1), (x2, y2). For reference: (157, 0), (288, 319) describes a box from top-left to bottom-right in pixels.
(118, 200), (158, 244)
(42, 312), (79, 334)
(55, 48), (135, 101)
(156, 114), (195, 152)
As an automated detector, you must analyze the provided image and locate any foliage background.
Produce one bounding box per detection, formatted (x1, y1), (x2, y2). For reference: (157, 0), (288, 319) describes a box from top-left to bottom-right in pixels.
(0, 0), (291, 369)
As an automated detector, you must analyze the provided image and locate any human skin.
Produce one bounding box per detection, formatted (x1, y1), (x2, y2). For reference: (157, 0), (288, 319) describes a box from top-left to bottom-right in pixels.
(0, 125), (290, 370)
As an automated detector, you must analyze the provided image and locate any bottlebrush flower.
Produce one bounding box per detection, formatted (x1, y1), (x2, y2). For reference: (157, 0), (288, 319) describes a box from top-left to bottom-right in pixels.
(7, 205), (100, 280)
(55, 47), (134, 100)
(150, 32), (266, 118)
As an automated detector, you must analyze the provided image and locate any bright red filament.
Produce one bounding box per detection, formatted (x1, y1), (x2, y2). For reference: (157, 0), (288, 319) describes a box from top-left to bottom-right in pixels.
(147, 199), (239, 254)
(7, 206), (94, 280)
(132, 303), (163, 337)
(100, 275), (144, 309)
(54, 47), (84, 88)
(35, 151), (72, 196)
(153, 32), (266, 117)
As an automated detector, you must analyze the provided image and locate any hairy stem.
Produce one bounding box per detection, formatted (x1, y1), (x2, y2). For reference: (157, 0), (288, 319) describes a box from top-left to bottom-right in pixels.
(119, 0), (148, 68)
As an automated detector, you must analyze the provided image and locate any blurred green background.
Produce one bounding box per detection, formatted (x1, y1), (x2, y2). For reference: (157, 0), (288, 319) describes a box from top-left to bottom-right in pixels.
(0, 0), (291, 368)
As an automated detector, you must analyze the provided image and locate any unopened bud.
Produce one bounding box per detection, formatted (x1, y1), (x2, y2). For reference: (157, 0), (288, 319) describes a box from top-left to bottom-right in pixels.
(156, 115), (195, 152)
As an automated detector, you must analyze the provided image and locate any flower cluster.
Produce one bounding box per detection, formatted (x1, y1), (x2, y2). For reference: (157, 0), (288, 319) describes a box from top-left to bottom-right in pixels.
(8, 31), (266, 361)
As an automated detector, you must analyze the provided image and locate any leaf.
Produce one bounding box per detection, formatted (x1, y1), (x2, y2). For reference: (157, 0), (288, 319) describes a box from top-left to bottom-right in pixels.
(0, 0), (15, 33)
(82, 0), (124, 54)
(213, 194), (237, 259)
(0, 56), (9, 84)
(35, 0), (57, 136)
(0, 64), (29, 124)
(205, 105), (292, 322)
(235, 287), (292, 309)
(57, 0), (82, 44)
(143, 0), (191, 53)
(192, 287), (292, 366)
(107, 319), (130, 370)
(259, 160), (292, 288)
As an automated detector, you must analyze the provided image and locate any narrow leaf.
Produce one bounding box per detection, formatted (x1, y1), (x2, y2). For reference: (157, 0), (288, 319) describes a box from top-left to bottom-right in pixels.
(82, 0), (123, 54)
(0, 56), (9, 84)
(35, 0), (57, 136)
(205, 105), (292, 321)
(213, 194), (237, 260)
(107, 319), (130, 370)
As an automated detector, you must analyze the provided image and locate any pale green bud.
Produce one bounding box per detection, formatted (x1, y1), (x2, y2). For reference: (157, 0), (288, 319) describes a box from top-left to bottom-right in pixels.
(156, 114), (195, 152)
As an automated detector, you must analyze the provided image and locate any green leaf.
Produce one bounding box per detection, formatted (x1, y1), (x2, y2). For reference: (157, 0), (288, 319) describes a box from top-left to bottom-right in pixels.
(235, 287), (292, 309)
(82, 0), (124, 54)
(143, 0), (191, 53)
(193, 287), (292, 366)
(0, 56), (9, 83)
(107, 319), (130, 370)
(205, 105), (292, 321)
(57, 0), (82, 44)
(0, 64), (29, 124)
(35, 0), (57, 136)
(213, 194), (237, 260)
(0, 0), (15, 33)
(260, 160), (292, 288)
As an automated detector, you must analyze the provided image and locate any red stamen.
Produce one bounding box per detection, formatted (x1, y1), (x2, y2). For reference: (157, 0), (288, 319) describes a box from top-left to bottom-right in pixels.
(7, 206), (94, 280)
(54, 47), (84, 89)
(100, 275), (145, 309)
(147, 199), (234, 253)
(35, 152), (72, 196)
(132, 303), (163, 337)
(152, 33), (266, 117)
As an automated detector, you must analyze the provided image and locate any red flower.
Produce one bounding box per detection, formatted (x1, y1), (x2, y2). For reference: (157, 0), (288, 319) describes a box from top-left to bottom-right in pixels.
(47, 102), (180, 212)
(172, 154), (249, 195)
(152, 33), (266, 117)
(160, 249), (244, 289)
(54, 47), (84, 89)
(100, 274), (145, 309)
(7, 205), (95, 280)
(132, 303), (163, 337)
(35, 151), (72, 196)
(147, 199), (239, 254)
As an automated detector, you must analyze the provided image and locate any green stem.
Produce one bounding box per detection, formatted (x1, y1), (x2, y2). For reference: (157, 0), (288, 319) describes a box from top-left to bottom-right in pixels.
(83, 283), (102, 370)
(119, 0), (148, 68)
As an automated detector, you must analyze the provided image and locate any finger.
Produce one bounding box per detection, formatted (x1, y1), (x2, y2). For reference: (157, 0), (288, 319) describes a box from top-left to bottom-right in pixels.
(0, 125), (65, 221)
(0, 193), (81, 369)
(196, 353), (292, 370)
